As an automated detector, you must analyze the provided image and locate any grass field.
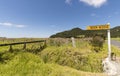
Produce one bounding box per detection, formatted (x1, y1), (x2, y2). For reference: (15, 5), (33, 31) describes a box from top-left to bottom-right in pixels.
(0, 38), (119, 76)
(111, 38), (120, 41)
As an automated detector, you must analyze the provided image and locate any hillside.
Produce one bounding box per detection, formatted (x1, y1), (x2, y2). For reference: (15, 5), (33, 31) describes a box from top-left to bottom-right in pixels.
(50, 26), (120, 38)
(111, 26), (120, 37)
(50, 28), (83, 38)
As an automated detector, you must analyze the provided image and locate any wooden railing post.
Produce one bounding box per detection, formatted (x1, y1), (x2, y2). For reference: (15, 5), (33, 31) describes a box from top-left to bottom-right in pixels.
(44, 40), (47, 47)
(39, 44), (42, 50)
(9, 45), (13, 52)
(23, 43), (26, 50)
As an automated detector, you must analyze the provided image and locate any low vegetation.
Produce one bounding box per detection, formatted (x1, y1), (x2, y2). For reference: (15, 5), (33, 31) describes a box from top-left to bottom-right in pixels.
(0, 38), (120, 76)
(112, 38), (120, 41)
(0, 51), (107, 76)
(40, 38), (120, 73)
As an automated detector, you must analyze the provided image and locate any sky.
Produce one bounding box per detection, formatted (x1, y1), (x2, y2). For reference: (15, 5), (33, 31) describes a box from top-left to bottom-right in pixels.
(0, 0), (120, 38)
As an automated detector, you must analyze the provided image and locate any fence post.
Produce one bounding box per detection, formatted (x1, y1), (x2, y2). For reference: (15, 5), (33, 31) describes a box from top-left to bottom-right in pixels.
(71, 37), (76, 48)
(44, 40), (47, 47)
(23, 43), (26, 50)
(39, 44), (42, 50)
(9, 45), (13, 52)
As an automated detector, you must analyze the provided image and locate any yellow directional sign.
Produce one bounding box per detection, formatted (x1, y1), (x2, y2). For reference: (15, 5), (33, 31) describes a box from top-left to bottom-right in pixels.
(87, 24), (110, 30)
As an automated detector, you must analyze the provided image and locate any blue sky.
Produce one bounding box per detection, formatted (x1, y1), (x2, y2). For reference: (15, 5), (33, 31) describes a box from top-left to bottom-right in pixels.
(0, 0), (120, 38)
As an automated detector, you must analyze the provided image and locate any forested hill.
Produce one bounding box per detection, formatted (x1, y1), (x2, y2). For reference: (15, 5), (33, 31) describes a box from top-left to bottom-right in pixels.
(50, 26), (120, 38)
(111, 26), (120, 37)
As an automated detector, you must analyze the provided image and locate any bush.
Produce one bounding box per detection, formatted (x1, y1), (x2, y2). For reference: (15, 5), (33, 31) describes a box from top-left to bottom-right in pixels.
(91, 35), (105, 52)
(0, 51), (17, 63)
(48, 38), (70, 47)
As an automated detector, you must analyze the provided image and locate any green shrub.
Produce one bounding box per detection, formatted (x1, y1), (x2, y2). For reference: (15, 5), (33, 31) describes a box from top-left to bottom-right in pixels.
(48, 38), (70, 47)
(91, 35), (105, 52)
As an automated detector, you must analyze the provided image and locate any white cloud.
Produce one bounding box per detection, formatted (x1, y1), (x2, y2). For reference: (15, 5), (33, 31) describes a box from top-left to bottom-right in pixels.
(65, 0), (107, 7)
(15, 25), (26, 28)
(0, 22), (13, 27)
(65, 0), (72, 4)
(0, 22), (26, 28)
(79, 0), (107, 8)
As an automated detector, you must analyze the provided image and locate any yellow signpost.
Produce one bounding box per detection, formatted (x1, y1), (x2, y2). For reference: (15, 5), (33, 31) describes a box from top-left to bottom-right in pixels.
(87, 24), (110, 30)
(86, 23), (111, 60)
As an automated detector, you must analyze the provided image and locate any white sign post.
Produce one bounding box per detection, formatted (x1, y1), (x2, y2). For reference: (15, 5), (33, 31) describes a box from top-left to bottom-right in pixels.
(107, 29), (111, 60)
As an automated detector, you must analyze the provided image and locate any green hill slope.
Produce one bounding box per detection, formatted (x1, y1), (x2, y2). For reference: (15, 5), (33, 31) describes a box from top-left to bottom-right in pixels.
(111, 26), (120, 37)
(50, 26), (120, 38)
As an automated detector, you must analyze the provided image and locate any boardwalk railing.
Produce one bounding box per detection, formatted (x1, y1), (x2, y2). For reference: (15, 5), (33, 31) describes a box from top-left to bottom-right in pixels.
(0, 40), (46, 52)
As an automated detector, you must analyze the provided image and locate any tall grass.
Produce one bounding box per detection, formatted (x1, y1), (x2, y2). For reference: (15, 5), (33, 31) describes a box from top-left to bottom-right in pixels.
(0, 38), (119, 76)
(40, 38), (120, 73)
(0, 51), (107, 76)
